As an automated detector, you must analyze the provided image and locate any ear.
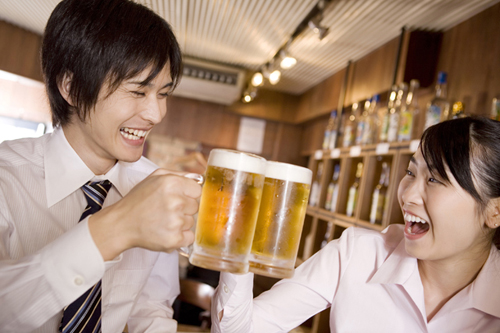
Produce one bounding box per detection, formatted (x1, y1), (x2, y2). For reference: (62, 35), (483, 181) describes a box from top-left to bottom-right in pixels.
(485, 198), (500, 229)
(58, 72), (74, 106)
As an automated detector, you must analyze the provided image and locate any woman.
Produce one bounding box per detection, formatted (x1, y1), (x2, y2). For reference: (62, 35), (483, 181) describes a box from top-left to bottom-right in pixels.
(211, 116), (500, 333)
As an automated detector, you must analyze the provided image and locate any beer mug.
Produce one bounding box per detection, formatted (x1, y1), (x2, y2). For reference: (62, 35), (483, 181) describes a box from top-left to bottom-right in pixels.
(249, 161), (312, 278)
(189, 149), (267, 273)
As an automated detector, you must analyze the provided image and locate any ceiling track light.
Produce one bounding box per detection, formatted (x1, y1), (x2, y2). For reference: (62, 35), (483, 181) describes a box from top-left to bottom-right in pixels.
(308, 14), (329, 40)
(251, 71), (264, 87)
(242, 85), (258, 103)
(262, 63), (281, 85)
(279, 50), (296, 69)
(241, 0), (332, 102)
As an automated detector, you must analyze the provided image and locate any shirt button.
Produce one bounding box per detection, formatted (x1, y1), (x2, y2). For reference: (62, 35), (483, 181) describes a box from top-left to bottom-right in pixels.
(223, 285), (229, 293)
(74, 276), (84, 286)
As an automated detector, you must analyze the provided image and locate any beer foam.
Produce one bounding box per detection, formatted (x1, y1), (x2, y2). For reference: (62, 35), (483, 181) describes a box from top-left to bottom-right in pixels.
(265, 161), (312, 185)
(208, 149), (267, 174)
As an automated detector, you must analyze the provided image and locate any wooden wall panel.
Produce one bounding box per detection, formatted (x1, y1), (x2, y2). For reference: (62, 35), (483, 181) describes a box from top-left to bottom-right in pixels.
(295, 69), (346, 123)
(345, 38), (399, 106)
(152, 95), (305, 165)
(228, 88), (300, 123)
(300, 115), (330, 156)
(0, 21), (42, 82)
(437, 2), (500, 116)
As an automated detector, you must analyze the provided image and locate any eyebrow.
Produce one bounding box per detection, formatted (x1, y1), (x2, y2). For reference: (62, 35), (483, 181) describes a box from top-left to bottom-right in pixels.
(410, 156), (417, 165)
(128, 81), (173, 89)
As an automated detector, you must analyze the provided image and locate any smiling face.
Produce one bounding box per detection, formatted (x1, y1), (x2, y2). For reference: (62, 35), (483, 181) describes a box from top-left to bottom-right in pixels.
(397, 148), (492, 262)
(62, 65), (172, 175)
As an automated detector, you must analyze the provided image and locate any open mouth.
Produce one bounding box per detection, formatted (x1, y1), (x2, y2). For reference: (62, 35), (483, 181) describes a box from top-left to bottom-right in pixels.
(120, 127), (147, 141)
(404, 213), (430, 235)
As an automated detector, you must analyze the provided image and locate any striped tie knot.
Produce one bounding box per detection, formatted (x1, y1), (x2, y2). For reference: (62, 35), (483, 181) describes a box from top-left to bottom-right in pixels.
(79, 180), (112, 222)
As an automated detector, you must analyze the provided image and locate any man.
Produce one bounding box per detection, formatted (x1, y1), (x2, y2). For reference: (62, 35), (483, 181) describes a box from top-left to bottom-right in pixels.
(0, 0), (201, 332)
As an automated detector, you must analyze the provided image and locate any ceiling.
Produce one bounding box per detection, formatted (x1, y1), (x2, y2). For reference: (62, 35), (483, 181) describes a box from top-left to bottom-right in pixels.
(0, 0), (499, 95)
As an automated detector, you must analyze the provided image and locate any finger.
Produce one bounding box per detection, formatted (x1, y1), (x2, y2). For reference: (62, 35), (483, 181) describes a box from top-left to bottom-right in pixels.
(156, 172), (202, 199)
(182, 215), (195, 231)
(183, 197), (199, 216)
(151, 168), (204, 185)
(180, 229), (195, 247)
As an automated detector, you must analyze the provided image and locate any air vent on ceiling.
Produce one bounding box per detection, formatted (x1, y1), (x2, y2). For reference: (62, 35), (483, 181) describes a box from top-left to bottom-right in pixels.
(173, 57), (245, 105)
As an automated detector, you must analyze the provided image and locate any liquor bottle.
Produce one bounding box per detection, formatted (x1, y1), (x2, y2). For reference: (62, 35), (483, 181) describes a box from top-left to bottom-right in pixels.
(355, 99), (371, 145)
(369, 162), (390, 224)
(362, 94), (380, 145)
(451, 101), (466, 119)
(379, 85), (398, 143)
(346, 162), (363, 217)
(309, 161), (323, 207)
(398, 79), (420, 142)
(492, 96), (500, 121)
(322, 110), (338, 150)
(424, 71), (450, 130)
(321, 221), (334, 248)
(324, 164), (341, 211)
(342, 103), (359, 148)
(387, 83), (408, 143)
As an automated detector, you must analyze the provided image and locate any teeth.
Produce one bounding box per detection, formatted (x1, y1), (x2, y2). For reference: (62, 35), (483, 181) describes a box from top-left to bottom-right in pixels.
(404, 213), (427, 224)
(120, 127), (147, 140)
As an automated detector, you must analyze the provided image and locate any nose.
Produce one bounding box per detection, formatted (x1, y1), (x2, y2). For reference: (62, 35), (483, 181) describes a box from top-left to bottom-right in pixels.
(398, 176), (424, 207)
(142, 95), (166, 125)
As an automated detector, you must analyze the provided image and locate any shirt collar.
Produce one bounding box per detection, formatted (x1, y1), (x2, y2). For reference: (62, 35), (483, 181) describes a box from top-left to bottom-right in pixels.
(44, 128), (133, 207)
(368, 237), (500, 319)
(470, 245), (500, 318)
(368, 239), (418, 285)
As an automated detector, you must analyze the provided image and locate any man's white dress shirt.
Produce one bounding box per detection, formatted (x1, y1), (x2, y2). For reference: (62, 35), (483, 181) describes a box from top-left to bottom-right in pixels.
(212, 225), (500, 332)
(0, 128), (179, 332)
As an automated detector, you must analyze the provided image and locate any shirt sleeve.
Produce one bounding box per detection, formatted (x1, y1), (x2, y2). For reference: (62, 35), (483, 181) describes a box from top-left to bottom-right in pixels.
(126, 252), (180, 333)
(211, 227), (356, 333)
(0, 212), (106, 332)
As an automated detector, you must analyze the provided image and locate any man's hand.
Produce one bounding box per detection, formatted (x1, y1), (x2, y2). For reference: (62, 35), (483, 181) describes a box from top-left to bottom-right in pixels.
(88, 169), (202, 260)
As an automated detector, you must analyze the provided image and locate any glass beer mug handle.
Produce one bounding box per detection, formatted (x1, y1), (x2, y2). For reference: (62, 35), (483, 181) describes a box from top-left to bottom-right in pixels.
(184, 173), (205, 185)
(178, 172), (204, 257)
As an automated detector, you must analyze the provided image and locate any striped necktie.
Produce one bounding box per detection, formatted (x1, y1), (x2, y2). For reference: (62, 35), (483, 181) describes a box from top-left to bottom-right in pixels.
(60, 180), (112, 333)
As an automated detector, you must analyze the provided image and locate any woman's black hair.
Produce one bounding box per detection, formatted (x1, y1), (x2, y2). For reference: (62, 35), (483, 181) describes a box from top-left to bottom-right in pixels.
(420, 116), (500, 248)
(41, 0), (182, 127)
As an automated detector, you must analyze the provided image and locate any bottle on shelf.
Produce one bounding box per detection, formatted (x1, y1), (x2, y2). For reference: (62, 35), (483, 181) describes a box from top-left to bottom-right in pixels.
(321, 221), (334, 248)
(342, 103), (359, 148)
(362, 94), (381, 145)
(355, 99), (371, 146)
(346, 162), (363, 217)
(322, 110), (339, 150)
(369, 162), (390, 224)
(451, 101), (466, 119)
(324, 164), (341, 212)
(309, 161), (323, 207)
(398, 79), (420, 142)
(491, 96), (500, 121)
(387, 82), (408, 143)
(424, 71), (450, 130)
(379, 85), (398, 143)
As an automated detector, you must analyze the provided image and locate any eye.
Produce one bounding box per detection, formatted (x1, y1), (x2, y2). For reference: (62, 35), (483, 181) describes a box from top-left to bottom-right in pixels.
(428, 177), (441, 184)
(159, 92), (170, 98)
(131, 91), (145, 97)
(405, 169), (414, 177)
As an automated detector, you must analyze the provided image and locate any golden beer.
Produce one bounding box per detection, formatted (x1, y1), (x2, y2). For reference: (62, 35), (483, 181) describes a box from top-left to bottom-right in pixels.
(190, 149), (266, 273)
(250, 161), (312, 278)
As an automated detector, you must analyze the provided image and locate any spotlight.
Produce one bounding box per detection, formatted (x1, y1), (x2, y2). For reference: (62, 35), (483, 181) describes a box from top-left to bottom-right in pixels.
(251, 72), (264, 86)
(279, 50), (297, 69)
(242, 86), (258, 103)
(263, 64), (281, 85)
(308, 15), (329, 40)
(269, 70), (281, 85)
